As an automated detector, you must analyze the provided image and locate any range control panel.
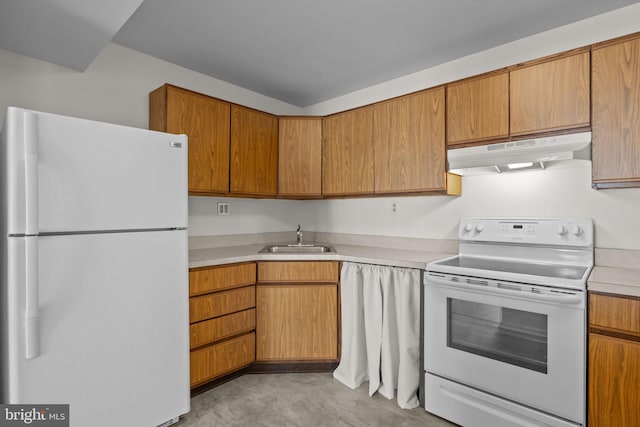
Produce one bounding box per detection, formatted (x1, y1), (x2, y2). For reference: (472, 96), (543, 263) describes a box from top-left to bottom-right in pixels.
(459, 218), (594, 247)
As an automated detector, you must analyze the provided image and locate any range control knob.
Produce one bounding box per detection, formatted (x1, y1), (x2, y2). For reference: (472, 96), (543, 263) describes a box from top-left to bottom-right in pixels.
(556, 225), (567, 235)
(572, 225), (583, 236)
(475, 224), (485, 233)
(464, 223), (473, 233)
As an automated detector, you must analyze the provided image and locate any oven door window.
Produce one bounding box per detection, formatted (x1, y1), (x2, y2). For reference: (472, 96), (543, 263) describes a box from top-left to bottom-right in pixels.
(447, 298), (548, 374)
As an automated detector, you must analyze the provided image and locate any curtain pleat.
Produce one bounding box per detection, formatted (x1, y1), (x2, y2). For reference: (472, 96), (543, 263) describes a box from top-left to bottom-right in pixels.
(333, 262), (421, 409)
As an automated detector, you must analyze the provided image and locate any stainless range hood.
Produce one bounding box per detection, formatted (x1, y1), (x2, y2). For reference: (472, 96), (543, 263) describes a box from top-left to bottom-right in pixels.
(448, 131), (591, 175)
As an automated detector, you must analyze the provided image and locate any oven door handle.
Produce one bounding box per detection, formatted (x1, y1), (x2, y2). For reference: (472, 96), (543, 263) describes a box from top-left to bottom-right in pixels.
(426, 276), (584, 305)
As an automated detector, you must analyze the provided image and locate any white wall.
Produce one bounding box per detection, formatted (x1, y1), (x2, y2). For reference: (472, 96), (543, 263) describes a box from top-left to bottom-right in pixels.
(311, 162), (640, 250)
(299, 3), (640, 251)
(189, 196), (317, 237)
(302, 3), (640, 116)
(3, 6), (640, 249)
(0, 42), (302, 130)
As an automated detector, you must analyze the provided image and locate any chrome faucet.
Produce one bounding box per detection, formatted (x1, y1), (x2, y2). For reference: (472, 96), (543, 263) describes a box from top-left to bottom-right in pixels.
(296, 224), (302, 245)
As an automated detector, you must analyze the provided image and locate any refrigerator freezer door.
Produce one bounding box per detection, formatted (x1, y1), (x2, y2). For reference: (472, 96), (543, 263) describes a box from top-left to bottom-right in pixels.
(3, 107), (187, 234)
(3, 230), (190, 427)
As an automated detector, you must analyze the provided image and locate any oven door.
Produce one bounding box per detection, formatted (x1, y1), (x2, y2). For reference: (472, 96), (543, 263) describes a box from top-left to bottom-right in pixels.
(424, 273), (585, 424)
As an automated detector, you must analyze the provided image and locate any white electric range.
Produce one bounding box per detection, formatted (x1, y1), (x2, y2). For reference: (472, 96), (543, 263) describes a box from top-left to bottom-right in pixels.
(424, 218), (593, 427)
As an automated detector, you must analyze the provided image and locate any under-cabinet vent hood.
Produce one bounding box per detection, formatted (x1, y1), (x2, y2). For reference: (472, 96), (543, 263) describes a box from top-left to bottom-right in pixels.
(448, 131), (591, 175)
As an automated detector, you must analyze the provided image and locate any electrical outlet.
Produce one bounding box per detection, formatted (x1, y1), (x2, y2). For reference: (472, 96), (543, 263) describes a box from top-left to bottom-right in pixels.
(217, 202), (230, 215)
(391, 201), (398, 213)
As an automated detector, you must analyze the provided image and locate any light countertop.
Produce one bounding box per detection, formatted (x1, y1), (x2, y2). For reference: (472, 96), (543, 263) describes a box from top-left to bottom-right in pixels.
(588, 266), (640, 298)
(587, 248), (640, 297)
(189, 242), (455, 270)
(189, 235), (640, 298)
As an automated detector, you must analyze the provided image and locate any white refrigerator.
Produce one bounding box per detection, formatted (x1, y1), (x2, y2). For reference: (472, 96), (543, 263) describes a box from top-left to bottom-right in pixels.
(0, 107), (190, 427)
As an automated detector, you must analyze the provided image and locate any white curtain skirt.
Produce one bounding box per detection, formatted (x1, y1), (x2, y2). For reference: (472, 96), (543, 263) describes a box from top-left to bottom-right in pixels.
(333, 262), (421, 409)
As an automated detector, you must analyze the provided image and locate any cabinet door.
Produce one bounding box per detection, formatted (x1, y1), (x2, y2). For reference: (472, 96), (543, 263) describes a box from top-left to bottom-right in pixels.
(150, 85), (230, 194)
(322, 107), (374, 196)
(278, 117), (322, 198)
(373, 88), (446, 193)
(510, 52), (590, 136)
(589, 333), (640, 426)
(230, 105), (278, 196)
(592, 37), (640, 186)
(256, 284), (338, 361)
(446, 73), (509, 146)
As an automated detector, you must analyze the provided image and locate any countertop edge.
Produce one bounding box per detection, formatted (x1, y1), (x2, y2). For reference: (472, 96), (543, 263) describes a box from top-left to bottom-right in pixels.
(587, 281), (640, 298)
(190, 244), (640, 298)
(189, 243), (455, 270)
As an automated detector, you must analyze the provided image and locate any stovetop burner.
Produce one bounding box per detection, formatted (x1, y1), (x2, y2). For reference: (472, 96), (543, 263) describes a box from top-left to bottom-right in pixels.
(435, 256), (588, 281)
(427, 218), (594, 289)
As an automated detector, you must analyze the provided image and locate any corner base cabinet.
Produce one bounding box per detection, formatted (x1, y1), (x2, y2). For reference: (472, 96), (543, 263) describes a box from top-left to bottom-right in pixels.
(256, 261), (339, 362)
(188, 263), (256, 388)
(589, 292), (640, 426)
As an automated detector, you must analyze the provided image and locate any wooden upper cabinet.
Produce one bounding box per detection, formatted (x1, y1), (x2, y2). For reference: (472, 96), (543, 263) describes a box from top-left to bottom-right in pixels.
(446, 73), (509, 146)
(322, 107), (374, 196)
(230, 105), (278, 196)
(278, 117), (322, 198)
(510, 52), (590, 136)
(149, 84), (231, 194)
(592, 36), (640, 188)
(373, 88), (446, 193)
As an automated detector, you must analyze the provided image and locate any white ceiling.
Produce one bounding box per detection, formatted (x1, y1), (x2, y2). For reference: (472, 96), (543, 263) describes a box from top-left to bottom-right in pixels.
(2, 1), (640, 107)
(0, 0), (143, 70)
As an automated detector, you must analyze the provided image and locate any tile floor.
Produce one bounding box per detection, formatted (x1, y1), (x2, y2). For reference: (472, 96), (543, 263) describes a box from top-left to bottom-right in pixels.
(177, 372), (456, 427)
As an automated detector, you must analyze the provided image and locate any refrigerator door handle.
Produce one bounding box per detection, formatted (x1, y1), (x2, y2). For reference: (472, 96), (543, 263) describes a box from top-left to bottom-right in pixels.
(24, 111), (39, 235)
(25, 236), (40, 359)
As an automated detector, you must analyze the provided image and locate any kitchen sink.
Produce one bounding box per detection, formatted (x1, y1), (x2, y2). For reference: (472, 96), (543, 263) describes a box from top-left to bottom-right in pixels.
(259, 244), (335, 254)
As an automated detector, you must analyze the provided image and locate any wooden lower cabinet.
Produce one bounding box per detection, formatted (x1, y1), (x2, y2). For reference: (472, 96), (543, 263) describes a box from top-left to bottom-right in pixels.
(256, 261), (340, 362)
(189, 263), (257, 389)
(588, 334), (640, 426)
(190, 332), (256, 387)
(188, 261), (340, 387)
(256, 284), (338, 360)
(589, 293), (640, 426)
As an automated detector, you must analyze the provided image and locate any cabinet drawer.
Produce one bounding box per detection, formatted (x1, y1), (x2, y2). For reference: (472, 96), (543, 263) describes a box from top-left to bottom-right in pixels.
(190, 308), (256, 349)
(590, 293), (640, 336)
(189, 262), (256, 296)
(189, 286), (255, 323)
(258, 261), (339, 283)
(190, 332), (255, 387)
